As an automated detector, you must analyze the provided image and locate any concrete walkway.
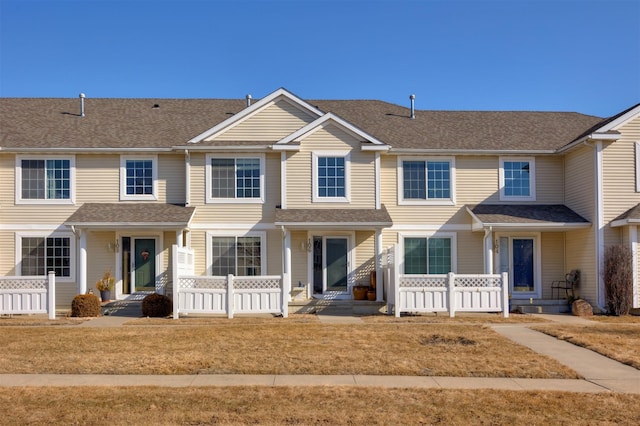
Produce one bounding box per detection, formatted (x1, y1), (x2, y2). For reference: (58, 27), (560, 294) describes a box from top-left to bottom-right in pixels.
(2, 308), (640, 393)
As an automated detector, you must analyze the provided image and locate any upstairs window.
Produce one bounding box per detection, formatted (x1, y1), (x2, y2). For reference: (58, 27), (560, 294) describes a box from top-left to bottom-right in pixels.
(399, 157), (455, 205)
(16, 156), (75, 204)
(120, 156), (158, 200)
(500, 158), (535, 201)
(312, 152), (350, 203)
(206, 155), (264, 203)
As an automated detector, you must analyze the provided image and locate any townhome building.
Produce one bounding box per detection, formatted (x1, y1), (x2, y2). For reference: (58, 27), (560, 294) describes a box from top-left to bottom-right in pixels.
(1, 88), (638, 313)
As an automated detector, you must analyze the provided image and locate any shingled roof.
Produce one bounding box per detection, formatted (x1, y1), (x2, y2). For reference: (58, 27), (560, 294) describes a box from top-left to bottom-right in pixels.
(0, 96), (604, 151)
(65, 203), (195, 228)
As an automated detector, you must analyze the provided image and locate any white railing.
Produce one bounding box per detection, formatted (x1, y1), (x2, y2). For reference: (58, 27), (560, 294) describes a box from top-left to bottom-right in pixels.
(171, 245), (286, 319)
(0, 271), (56, 320)
(386, 244), (509, 318)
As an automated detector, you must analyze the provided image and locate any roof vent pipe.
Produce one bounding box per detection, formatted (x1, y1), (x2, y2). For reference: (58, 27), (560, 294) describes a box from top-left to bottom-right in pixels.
(409, 94), (415, 120)
(246, 94), (252, 107)
(79, 93), (86, 117)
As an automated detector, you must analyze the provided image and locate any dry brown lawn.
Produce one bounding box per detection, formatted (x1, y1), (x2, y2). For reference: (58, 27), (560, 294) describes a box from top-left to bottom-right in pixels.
(588, 314), (640, 323)
(0, 322), (577, 378)
(534, 323), (640, 369)
(2, 387), (639, 425)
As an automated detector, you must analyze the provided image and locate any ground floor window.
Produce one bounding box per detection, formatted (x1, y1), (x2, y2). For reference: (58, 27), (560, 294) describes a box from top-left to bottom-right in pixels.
(210, 234), (263, 276)
(19, 235), (72, 278)
(403, 236), (452, 274)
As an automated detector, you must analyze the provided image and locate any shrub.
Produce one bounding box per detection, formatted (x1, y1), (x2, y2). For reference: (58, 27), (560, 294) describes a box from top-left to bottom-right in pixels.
(604, 245), (633, 315)
(71, 294), (101, 317)
(141, 293), (172, 317)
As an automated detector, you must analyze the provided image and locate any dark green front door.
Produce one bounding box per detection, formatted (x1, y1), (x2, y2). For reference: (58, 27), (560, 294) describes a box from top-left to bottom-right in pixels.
(134, 238), (156, 291)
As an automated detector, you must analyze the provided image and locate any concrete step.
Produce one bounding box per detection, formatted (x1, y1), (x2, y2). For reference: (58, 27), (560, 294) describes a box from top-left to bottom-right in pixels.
(516, 304), (569, 314)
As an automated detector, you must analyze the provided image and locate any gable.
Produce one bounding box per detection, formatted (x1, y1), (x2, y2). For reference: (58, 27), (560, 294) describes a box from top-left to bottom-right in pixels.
(298, 123), (363, 151)
(209, 98), (318, 142)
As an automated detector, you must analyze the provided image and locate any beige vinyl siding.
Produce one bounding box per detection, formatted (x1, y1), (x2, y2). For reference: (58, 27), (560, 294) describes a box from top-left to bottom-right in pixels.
(76, 154), (120, 202)
(0, 231), (16, 275)
(211, 99), (316, 142)
(189, 231), (208, 276)
(565, 227), (597, 304)
(0, 154), (13, 208)
(540, 232), (565, 299)
(455, 231), (483, 274)
(87, 232), (117, 294)
(355, 231), (376, 286)
(189, 152), (281, 224)
(535, 156), (564, 203)
(159, 154), (186, 204)
(290, 231), (309, 287)
(286, 123), (376, 209)
(266, 229), (282, 276)
(564, 145), (595, 220)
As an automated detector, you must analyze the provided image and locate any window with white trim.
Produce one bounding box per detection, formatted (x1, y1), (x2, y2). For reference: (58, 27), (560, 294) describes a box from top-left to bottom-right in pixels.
(120, 156), (158, 200)
(17, 233), (75, 280)
(399, 157), (455, 204)
(402, 234), (455, 275)
(208, 232), (265, 276)
(206, 154), (264, 203)
(16, 156), (75, 204)
(500, 157), (535, 201)
(312, 151), (350, 203)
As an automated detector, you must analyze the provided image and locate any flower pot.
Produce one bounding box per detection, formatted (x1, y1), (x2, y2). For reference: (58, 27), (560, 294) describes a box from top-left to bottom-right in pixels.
(100, 290), (111, 303)
(353, 286), (367, 300)
(367, 290), (376, 301)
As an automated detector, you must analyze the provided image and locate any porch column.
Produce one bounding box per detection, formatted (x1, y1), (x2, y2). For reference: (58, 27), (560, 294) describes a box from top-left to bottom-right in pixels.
(283, 228), (292, 302)
(176, 230), (183, 247)
(483, 227), (493, 274)
(78, 230), (87, 294)
(375, 229), (383, 302)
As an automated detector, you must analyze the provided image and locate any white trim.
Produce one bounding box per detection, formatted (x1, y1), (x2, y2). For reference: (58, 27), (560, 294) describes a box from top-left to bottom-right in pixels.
(397, 231), (458, 274)
(629, 226), (639, 309)
(185, 150), (191, 206)
(390, 224), (471, 232)
(596, 104), (640, 133)
(493, 232), (542, 299)
(0, 224), (71, 231)
(119, 155), (158, 201)
(595, 142), (605, 309)
(305, 230), (356, 297)
(14, 230), (76, 283)
(188, 88), (323, 143)
(375, 152), (381, 210)
(205, 153), (265, 204)
(205, 230), (267, 276)
(397, 156), (456, 206)
(15, 155), (76, 205)
(499, 157), (536, 202)
(312, 151), (351, 203)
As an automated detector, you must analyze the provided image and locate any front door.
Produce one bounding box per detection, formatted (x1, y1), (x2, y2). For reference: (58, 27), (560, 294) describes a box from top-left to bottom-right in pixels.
(312, 235), (349, 295)
(133, 238), (156, 292)
(496, 235), (538, 297)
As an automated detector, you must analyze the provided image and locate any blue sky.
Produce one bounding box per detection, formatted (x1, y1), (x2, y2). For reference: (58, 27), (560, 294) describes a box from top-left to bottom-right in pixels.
(1, 0), (639, 117)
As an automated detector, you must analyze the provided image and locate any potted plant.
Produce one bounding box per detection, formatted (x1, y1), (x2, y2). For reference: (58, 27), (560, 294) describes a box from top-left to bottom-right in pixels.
(96, 270), (115, 303)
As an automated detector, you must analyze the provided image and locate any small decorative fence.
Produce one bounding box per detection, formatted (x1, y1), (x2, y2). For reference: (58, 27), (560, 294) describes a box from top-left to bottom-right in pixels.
(0, 271), (56, 320)
(171, 245), (287, 319)
(385, 245), (509, 318)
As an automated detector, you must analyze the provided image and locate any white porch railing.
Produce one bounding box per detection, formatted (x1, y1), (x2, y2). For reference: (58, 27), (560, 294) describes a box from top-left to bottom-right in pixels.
(0, 271), (56, 320)
(171, 245), (287, 319)
(385, 244), (509, 318)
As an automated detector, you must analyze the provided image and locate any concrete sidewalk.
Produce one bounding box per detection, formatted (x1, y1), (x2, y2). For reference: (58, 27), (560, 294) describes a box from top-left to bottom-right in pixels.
(0, 373), (611, 393)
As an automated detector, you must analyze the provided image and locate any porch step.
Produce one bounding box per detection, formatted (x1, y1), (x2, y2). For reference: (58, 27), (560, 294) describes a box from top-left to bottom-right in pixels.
(515, 304), (570, 314)
(289, 299), (386, 316)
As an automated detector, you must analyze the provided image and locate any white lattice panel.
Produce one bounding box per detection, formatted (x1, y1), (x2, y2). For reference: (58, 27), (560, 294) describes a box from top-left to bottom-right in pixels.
(399, 275), (447, 288)
(454, 275), (502, 288)
(179, 277), (227, 290)
(0, 278), (46, 290)
(234, 276), (282, 290)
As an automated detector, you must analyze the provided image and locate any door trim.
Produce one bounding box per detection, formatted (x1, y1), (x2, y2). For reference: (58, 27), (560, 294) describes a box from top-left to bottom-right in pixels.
(494, 232), (541, 299)
(306, 231), (355, 298)
(115, 232), (163, 299)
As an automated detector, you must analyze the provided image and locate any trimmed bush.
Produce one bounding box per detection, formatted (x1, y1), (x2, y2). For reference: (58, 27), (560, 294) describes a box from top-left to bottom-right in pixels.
(604, 245), (633, 316)
(141, 293), (172, 317)
(71, 293), (101, 317)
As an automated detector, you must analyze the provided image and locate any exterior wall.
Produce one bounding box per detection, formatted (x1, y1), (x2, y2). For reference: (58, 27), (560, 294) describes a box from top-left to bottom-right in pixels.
(285, 123), (376, 209)
(212, 99), (316, 142)
(290, 231), (309, 287)
(565, 227), (597, 303)
(540, 232), (565, 299)
(189, 152), (281, 224)
(354, 231), (376, 286)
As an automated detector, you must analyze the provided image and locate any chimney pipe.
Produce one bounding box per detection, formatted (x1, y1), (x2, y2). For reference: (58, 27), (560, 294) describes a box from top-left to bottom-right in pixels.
(246, 94), (252, 107)
(409, 94), (415, 120)
(79, 93), (86, 117)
